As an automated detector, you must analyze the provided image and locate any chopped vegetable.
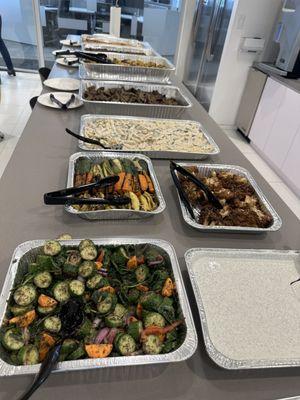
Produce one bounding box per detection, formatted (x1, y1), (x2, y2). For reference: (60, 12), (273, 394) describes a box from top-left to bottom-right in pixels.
(18, 344), (39, 365)
(144, 312), (165, 328)
(69, 280), (85, 296)
(142, 335), (162, 355)
(38, 332), (56, 361)
(161, 278), (174, 297)
(38, 294), (57, 307)
(2, 328), (25, 351)
(9, 310), (36, 328)
(1, 240), (186, 366)
(34, 271), (52, 288)
(79, 260), (95, 278)
(115, 334), (136, 356)
(53, 281), (70, 302)
(44, 316), (61, 333)
(80, 246), (97, 261)
(44, 240), (61, 256)
(85, 344), (113, 358)
(13, 285), (36, 307)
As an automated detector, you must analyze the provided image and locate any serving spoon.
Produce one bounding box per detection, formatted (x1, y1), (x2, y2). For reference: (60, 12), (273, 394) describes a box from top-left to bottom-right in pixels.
(65, 128), (123, 150)
(18, 299), (84, 400)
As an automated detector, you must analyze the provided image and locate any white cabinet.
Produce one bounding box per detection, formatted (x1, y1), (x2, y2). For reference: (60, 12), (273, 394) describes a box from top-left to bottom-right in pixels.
(248, 78), (285, 151)
(249, 76), (300, 197)
(281, 128), (300, 195)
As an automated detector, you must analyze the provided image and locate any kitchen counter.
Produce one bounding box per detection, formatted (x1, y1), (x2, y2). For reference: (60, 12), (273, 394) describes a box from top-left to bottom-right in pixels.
(0, 59), (300, 400)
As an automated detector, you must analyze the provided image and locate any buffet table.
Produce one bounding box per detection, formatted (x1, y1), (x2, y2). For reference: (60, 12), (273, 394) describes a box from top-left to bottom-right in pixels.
(0, 59), (299, 400)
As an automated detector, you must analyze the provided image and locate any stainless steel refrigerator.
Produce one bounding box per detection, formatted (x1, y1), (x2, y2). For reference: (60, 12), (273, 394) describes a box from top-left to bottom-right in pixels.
(183, 0), (235, 111)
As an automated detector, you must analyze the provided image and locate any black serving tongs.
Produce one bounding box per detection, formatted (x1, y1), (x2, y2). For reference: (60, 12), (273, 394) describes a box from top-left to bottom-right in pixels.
(170, 161), (222, 219)
(50, 94), (75, 110)
(74, 51), (112, 64)
(18, 299), (84, 400)
(65, 128), (123, 150)
(44, 175), (130, 206)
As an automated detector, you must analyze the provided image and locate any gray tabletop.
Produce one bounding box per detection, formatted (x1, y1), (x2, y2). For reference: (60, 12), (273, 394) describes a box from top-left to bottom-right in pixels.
(0, 59), (299, 400)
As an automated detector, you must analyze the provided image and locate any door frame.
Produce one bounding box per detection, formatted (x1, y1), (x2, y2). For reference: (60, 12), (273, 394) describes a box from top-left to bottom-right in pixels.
(174, 0), (198, 82)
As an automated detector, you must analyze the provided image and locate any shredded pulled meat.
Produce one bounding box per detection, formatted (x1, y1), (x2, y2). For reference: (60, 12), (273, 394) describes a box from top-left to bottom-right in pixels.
(179, 168), (273, 228)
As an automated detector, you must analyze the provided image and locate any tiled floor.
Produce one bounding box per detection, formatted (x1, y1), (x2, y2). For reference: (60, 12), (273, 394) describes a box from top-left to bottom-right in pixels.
(0, 71), (42, 177)
(0, 72), (299, 219)
(223, 127), (300, 220)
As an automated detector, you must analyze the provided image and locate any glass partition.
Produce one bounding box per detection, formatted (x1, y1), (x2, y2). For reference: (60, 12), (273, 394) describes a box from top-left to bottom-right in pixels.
(0, 0), (38, 71)
(40, 0), (182, 68)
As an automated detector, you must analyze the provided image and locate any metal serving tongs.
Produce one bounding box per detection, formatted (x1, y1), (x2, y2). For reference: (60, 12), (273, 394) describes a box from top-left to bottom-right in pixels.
(44, 175), (130, 206)
(65, 128), (123, 150)
(170, 161), (222, 219)
(50, 94), (75, 110)
(18, 299), (84, 400)
(74, 51), (112, 64)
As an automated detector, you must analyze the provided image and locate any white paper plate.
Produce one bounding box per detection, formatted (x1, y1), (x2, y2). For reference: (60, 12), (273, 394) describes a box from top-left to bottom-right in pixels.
(38, 92), (83, 109)
(56, 57), (79, 68)
(43, 78), (80, 91)
(59, 39), (81, 47)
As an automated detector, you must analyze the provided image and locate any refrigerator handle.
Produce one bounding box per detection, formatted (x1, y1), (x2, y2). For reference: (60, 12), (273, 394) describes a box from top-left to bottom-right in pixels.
(206, 0), (226, 61)
(193, 0), (205, 42)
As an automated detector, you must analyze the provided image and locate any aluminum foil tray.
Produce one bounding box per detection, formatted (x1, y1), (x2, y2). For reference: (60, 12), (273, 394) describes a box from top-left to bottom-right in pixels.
(80, 80), (192, 118)
(81, 34), (146, 49)
(0, 238), (197, 376)
(185, 247), (300, 369)
(66, 152), (166, 220)
(174, 163), (282, 233)
(79, 53), (174, 83)
(81, 39), (155, 56)
(78, 114), (220, 160)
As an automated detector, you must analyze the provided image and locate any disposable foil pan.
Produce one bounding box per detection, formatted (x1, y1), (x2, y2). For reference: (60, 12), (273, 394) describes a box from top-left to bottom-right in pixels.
(79, 53), (175, 83)
(66, 152), (166, 220)
(0, 238), (197, 376)
(78, 114), (220, 160)
(174, 163), (282, 233)
(81, 43), (158, 56)
(185, 247), (300, 369)
(81, 34), (146, 49)
(79, 80), (192, 118)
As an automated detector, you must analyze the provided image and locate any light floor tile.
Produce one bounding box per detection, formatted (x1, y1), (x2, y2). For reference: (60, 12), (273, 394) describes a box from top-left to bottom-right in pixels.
(222, 127), (299, 220)
(270, 182), (300, 220)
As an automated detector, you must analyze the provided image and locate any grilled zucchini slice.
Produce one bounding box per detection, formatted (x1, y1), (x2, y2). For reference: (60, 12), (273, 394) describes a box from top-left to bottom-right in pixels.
(79, 239), (95, 252)
(69, 280), (85, 296)
(44, 240), (61, 256)
(53, 281), (70, 302)
(80, 246), (97, 261)
(144, 312), (165, 328)
(10, 304), (33, 317)
(79, 261), (95, 278)
(37, 304), (57, 315)
(44, 316), (61, 333)
(13, 285), (37, 307)
(86, 274), (103, 290)
(17, 344), (39, 365)
(142, 334), (162, 355)
(34, 271), (52, 288)
(115, 334), (136, 356)
(2, 328), (25, 351)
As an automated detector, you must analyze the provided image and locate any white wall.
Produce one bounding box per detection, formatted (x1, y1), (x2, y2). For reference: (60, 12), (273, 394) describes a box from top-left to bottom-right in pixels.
(0, 0), (36, 45)
(209, 0), (283, 126)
